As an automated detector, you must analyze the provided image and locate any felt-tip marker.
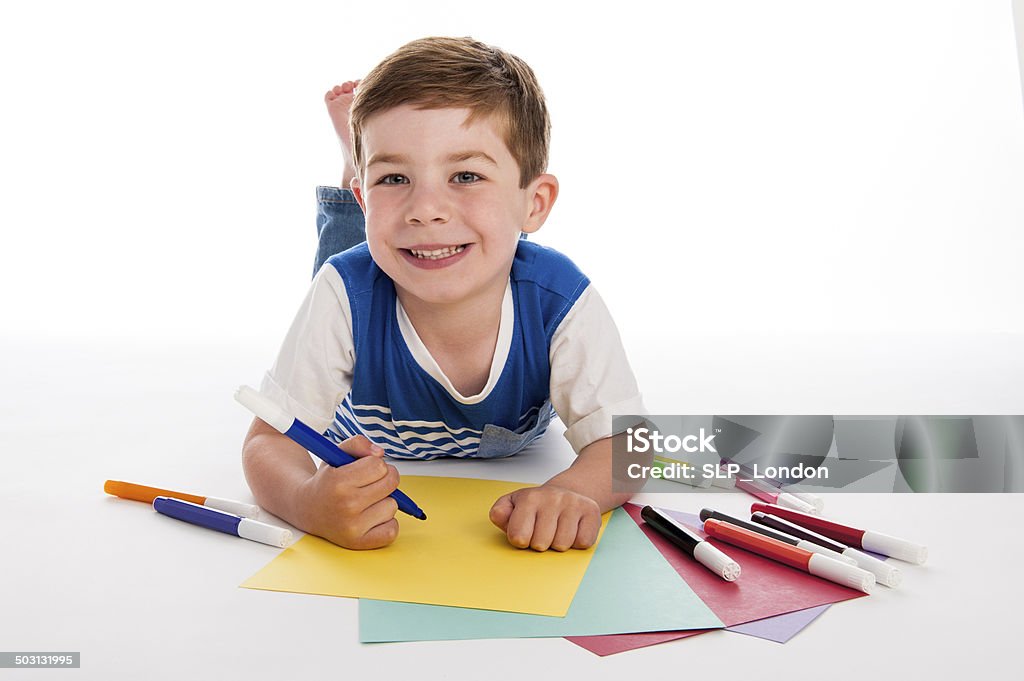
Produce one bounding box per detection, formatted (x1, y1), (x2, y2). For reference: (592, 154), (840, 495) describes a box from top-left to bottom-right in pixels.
(234, 385), (426, 520)
(751, 512), (902, 588)
(735, 477), (818, 514)
(153, 497), (292, 548)
(702, 518), (875, 594)
(641, 506), (741, 581)
(698, 508), (857, 565)
(749, 502), (927, 564)
(104, 479), (261, 519)
(791, 491), (826, 514)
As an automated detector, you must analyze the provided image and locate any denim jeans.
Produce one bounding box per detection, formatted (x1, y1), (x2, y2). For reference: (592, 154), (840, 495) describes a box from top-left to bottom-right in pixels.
(313, 186), (366, 278)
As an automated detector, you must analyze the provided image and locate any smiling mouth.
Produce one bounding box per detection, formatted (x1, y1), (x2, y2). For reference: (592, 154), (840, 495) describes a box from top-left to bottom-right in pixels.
(405, 245), (467, 260)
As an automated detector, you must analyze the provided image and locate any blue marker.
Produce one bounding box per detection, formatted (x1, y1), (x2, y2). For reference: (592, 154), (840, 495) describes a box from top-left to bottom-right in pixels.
(234, 385), (427, 520)
(153, 496), (293, 547)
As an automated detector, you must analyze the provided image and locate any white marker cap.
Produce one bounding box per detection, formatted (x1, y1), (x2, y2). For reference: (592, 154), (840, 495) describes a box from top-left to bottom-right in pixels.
(235, 385), (293, 433)
(807, 553), (876, 594)
(205, 497), (261, 519)
(844, 547), (903, 588)
(237, 518), (293, 548)
(861, 530), (928, 565)
(776, 492), (819, 515)
(792, 492), (825, 514)
(693, 541), (741, 581)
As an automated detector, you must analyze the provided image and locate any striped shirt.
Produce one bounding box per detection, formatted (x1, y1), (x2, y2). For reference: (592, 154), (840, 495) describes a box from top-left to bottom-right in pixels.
(261, 241), (644, 459)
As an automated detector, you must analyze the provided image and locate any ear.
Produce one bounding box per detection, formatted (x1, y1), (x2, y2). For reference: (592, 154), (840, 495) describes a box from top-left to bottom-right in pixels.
(350, 176), (366, 212)
(521, 173), (559, 235)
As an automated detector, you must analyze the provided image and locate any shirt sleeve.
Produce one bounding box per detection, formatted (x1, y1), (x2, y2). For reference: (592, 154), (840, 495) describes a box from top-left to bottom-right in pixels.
(259, 264), (355, 434)
(548, 285), (647, 453)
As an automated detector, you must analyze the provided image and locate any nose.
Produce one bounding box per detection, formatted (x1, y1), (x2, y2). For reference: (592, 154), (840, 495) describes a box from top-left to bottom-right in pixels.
(405, 182), (450, 226)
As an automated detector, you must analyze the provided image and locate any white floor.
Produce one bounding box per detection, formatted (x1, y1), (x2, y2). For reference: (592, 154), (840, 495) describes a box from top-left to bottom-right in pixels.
(2, 333), (1022, 680)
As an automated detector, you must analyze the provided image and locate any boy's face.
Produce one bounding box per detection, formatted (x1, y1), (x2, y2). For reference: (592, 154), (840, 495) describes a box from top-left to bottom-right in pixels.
(351, 105), (556, 312)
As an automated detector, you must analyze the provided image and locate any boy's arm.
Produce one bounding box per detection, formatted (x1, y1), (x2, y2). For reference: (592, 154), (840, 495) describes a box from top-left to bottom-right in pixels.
(543, 431), (636, 511)
(488, 432), (647, 553)
(247, 244), (398, 548)
(489, 283), (646, 551)
(242, 417), (403, 550)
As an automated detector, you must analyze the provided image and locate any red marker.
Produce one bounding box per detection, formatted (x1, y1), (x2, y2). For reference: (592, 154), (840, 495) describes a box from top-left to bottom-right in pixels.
(702, 519), (875, 594)
(750, 503), (928, 565)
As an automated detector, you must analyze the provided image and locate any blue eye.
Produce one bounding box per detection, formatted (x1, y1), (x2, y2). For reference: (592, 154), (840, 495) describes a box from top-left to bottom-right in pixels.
(376, 174), (409, 185)
(452, 172), (482, 184)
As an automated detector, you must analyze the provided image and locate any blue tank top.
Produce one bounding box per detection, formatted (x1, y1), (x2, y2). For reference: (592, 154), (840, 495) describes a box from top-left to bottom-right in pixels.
(323, 241), (589, 459)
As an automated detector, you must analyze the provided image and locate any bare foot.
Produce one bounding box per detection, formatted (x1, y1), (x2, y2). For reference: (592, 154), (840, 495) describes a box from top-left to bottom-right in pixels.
(325, 80), (360, 188)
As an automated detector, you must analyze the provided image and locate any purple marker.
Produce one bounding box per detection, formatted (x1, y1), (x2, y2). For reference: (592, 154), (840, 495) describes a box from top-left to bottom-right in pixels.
(154, 497), (293, 548)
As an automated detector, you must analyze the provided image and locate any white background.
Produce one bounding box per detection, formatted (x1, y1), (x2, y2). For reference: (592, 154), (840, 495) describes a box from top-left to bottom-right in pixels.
(2, 0), (1022, 351)
(1, 3), (1023, 679)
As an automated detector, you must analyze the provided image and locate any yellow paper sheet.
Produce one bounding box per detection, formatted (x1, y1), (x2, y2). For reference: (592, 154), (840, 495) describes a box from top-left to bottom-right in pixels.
(241, 476), (609, 616)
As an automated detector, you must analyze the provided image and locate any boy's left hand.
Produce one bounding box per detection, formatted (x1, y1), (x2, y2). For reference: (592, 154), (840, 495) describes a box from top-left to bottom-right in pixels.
(488, 484), (601, 551)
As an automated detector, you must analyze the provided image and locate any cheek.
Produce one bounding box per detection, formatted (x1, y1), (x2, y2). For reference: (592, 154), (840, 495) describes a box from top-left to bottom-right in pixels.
(362, 194), (399, 235)
(464, 190), (525, 229)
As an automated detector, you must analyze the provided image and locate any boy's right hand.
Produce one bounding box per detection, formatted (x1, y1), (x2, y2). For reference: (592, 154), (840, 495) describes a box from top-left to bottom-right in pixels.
(296, 435), (401, 550)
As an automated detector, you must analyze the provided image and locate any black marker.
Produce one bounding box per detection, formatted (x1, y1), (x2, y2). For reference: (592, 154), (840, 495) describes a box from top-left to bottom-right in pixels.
(641, 506), (741, 581)
(699, 509), (857, 566)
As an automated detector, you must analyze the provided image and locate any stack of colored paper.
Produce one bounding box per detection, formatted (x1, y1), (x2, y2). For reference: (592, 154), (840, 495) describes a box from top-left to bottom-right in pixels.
(568, 506), (865, 655)
(241, 477), (868, 651)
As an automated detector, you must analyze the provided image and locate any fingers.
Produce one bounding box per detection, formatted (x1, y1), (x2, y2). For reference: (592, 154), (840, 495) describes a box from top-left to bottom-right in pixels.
(552, 515), (583, 552)
(572, 509), (601, 550)
(527, 507), (558, 552)
(505, 495), (537, 550)
(354, 518), (399, 550)
(311, 461), (400, 550)
(499, 486), (602, 552)
(321, 453), (390, 487)
(359, 462), (400, 498)
(488, 494), (514, 530)
(337, 434), (384, 459)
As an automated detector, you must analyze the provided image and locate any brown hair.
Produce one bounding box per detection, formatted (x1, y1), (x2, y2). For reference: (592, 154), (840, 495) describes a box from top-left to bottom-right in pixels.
(351, 37), (550, 188)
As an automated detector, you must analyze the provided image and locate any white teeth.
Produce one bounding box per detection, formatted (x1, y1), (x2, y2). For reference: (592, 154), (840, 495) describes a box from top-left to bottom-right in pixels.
(409, 245), (465, 260)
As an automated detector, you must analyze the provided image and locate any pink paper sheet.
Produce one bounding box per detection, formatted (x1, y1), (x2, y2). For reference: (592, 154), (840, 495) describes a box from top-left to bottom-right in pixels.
(568, 504), (865, 656)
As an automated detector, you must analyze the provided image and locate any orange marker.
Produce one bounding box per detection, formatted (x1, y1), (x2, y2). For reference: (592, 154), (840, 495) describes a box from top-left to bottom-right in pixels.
(104, 480), (260, 519)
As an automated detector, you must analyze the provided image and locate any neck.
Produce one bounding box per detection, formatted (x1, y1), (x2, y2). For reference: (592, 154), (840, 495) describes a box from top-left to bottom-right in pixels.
(396, 281), (506, 353)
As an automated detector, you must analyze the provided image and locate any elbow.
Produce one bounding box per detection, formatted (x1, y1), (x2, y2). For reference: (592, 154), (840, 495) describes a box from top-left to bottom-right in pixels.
(241, 418), (274, 473)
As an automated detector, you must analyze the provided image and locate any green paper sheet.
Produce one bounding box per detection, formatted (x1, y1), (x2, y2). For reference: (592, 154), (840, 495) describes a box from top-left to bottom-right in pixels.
(359, 507), (725, 642)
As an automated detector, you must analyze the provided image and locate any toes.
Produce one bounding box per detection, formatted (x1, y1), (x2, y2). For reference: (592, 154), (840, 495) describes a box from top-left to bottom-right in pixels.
(326, 82), (359, 103)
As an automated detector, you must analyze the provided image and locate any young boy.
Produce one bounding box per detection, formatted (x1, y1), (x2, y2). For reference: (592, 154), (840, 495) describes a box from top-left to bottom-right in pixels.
(242, 37), (645, 552)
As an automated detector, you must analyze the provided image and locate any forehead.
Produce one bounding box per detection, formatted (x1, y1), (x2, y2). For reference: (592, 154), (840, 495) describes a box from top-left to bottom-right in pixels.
(361, 105), (513, 163)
